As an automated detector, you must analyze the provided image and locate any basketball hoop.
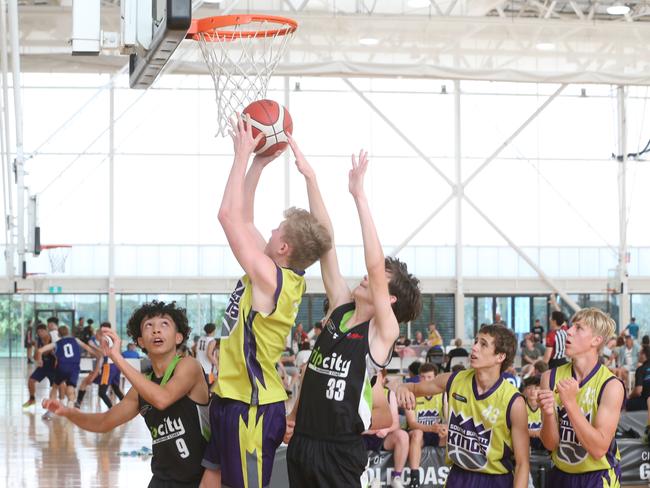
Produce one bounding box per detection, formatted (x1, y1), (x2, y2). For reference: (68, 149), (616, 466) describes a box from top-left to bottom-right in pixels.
(40, 245), (72, 274)
(186, 15), (298, 136)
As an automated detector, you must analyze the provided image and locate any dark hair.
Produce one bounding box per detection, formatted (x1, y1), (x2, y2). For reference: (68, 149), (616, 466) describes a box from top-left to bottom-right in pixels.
(36, 323), (47, 332)
(47, 316), (59, 325)
(204, 323), (216, 334)
(642, 335), (649, 346)
(100, 322), (111, 329)
(299, 341), (311, 351)
(322, 297), (329, 316)
(631, 317), (636, 322)
(419, 362), (438, 375)
(408, 360), (421, 376)
(534, 360), (549, 374)
(126, 300), (190, 354)
(87, 319), (94, 325)
(522, 376), (540, 388)
(551, 311), (566, 326)
(452, 364), (466, 373)
(385, 257), (422, 323)
(616, 336), (625, 347)
(478, 324), (517, 373)
(642, 346), (650, 362)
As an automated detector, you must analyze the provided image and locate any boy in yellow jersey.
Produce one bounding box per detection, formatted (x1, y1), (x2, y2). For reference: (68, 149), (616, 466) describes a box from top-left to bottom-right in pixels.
(521, 376), (543, 450)
(405, 362), (447, 488)
(397, 325), (530, 488)
(284, 139), (422, 488)
(538, 308), (624, 487)
(200, 116), (332, 488)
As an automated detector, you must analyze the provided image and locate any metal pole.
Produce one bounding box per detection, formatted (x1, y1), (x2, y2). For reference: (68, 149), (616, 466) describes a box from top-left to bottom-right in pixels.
(0, 0), (14, 280)
(454, 80), (465, 340)
(108, 80), (116, 328)
(284, 76), (290, 209)
(7, 0), (24, 278)
(617, 85), (630, 332)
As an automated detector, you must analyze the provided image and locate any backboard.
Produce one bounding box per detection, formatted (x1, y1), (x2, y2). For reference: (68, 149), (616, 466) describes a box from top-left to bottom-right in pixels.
(121, 0), (192, 89)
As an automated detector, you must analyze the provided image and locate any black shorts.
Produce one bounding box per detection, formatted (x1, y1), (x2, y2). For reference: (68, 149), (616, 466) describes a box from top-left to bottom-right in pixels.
(287, 433), (368, 488)
(147, 475), (200, 488)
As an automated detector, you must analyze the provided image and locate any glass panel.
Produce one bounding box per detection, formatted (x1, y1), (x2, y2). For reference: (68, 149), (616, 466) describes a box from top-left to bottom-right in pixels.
(433, 295), (455, 346)
(513, 297), (531, 336)
(476, 297), (493, 330)
(631, 295), (650, 339)
(495, 296), (511, 328)
(532, 297), (549, 335)
(464, 297), (475, 340)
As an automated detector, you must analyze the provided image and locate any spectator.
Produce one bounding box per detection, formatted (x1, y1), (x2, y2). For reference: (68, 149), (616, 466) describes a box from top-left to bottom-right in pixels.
(625, 317), (640, 340)
(73, 316), (85, 338)
(533, 334), (545, 356)
(444, 338), (469, 372)
(533, 360), (548, 377)
(412, 330), (425, 346)
(122, 342), (141, 359)
(292, 323), (309, 353)
(404, 361), (422, 384)
(521, 376), (543, 450)
(643, 335), (650, 347)
(494, 312), (506, 326)
(308, 322), (322, 347)
(520, 337), (541, 377)
(450, 363), (466, 373)
(601, 337), (618, 367)
(543, 310), (568, 368)
(627, 346), (650, 411)
(396, 335), (411, 347)
(80, 320), (95, 344)
(427, 323), (443, 349)
(616, 334), (640, 385)
(503, 365), (521, 389)
(295, 342), (311, 371)
(531, 318), (544, 341)
(24, 321), (34, 364)
(46, 317), (60, 342)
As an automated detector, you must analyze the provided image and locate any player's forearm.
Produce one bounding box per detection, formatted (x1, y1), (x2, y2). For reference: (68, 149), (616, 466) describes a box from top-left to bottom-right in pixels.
(304, 175), (334, 236)
(564, 402), (610, 458)
(353, 194), (384, 273)
(513, 461), (529, 488)
(413, 380), (443, 398)
(243, 161), (264, 223)
(112, 355), (172, 410)
(540, 413), (559, 451)
(219, 154), (249, 223)
(64, 408), (111, 433)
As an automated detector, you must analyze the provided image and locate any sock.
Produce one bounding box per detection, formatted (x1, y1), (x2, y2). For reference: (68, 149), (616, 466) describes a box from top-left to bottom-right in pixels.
(393, 471), (402, 478)
(29, 395), (35, 401)
(76, 389), (86, 405)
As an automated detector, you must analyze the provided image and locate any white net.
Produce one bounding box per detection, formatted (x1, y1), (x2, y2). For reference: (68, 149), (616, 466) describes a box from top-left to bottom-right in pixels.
(194, 17), (296, 136)
(46, 246), (71, 274)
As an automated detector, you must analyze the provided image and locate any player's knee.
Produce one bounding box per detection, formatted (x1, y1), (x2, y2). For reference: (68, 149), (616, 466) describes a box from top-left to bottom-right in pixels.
(395, 429), (409, 447)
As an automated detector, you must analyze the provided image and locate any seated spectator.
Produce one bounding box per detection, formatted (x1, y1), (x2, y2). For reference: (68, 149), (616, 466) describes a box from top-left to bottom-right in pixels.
(450, 363), (466, 373)
(308, 322), (322, 347)
(601, 337), (617, 367)
(503, 365), (521, 390)
(532, 360), (548, 378)
(295, 342), (312, 373)
(405, 363), (447, 488)
(444, 338), (469, 372)
(520, 376), (543, 450)
(411, 330), (425, 346)
(280, 348), (300, 393)
(396, 335), (411, 347)
(520, 336), (541, 377)
(404, 361), (422, 384)
(292, 323), (309, 354)
(616, 334), (639, 386)
(533, 335), (545, 356)
(427, 323), (443, 350)
(363, 371), (409, 488)
(627, 346), (650, 411)
(121, 342), (141, 359)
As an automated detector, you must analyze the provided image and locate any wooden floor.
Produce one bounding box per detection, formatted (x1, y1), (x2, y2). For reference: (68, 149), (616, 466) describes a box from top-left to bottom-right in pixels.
(1, 358), (168, 487)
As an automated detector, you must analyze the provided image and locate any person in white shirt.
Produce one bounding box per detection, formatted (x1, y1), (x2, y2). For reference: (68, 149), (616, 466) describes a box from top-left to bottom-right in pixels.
(195, 323), (219, 386)
(47, 317), (60, 342)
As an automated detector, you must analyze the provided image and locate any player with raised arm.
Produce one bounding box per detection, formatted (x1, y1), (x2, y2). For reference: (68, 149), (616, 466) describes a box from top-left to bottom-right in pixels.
(537, 308), (624, 487)
(284, 137), (422, 488)
(199, 116), (332, 488)
(43, 300), (210, 488)
(396, 325), (529, 488)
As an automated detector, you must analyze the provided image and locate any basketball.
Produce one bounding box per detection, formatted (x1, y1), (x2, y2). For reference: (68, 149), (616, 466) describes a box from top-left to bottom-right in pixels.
(242, 99), (293, 157)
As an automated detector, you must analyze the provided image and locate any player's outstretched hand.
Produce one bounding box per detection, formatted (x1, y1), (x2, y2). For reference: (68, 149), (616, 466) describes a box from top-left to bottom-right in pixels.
(252, 148), (284, 168)
(42, 399), (67, 416)
(537, 389), (556, 417)
(396, 384), (416, 411)
(100, 328), (122, 359)
(283, 418), (295, 444)
(287, 135), (315, 180)
(229, 113), (263, 159)
(348, 149), (368, 199)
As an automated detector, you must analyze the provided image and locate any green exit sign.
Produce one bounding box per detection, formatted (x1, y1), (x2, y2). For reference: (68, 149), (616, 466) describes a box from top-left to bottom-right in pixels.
(49, 286), (62, 294)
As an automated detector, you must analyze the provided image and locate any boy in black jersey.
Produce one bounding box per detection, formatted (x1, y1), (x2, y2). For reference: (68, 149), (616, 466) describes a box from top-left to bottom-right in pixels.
(43, 300), (210, 488)
(284, 139), (422, 487)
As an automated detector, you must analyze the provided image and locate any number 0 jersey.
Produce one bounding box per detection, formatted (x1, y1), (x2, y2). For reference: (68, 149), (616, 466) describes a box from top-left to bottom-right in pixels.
(215, 266), (305, 406)
(139, 356), (210, 484)
(549, 362), (622, 474)
(446, 369), (521, 475)
(295, 302), (389, 442)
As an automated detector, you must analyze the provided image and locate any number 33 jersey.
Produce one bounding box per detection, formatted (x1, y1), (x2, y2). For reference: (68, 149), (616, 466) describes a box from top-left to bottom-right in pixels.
(138, 356), (211, 484)
(295, 302), (388, 441)
(445, 369), (521, 475)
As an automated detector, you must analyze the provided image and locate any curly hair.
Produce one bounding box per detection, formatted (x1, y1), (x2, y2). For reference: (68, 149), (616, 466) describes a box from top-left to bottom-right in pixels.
(479, 324), (517, 373)
(126, 300), (190, 354)
(385, 257), (422, 323)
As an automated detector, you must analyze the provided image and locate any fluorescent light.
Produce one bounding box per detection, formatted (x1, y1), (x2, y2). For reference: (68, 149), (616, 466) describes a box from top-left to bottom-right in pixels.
(408, 0), (432, 7)
(359, 37), (380, 46)
(535, 42), (556, 51)
(606, 4), (630, 15)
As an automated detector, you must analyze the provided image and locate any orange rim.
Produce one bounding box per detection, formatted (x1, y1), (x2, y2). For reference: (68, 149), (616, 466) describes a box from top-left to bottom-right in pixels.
(39, 244), (72, 250)
(187, 14), (298, 41)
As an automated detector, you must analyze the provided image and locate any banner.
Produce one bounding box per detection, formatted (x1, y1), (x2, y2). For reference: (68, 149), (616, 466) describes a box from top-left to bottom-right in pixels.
(365, 447), (449, 487)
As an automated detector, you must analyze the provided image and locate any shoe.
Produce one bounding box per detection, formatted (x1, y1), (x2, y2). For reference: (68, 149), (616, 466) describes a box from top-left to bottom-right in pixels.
(408, 475), (421, 488)
(73, 402), (81, 409)
(41, 411), (53, 420)
(369, 479), (381, 488)
(22, 399), (35, 408)
(391, 477), (405, 488)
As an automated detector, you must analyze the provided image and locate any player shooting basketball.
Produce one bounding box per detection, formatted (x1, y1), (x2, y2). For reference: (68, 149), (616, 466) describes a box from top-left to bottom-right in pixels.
(200, 114), (332, 488)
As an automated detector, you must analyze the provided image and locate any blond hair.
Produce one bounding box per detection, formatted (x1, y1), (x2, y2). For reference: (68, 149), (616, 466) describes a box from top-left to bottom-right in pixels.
(571, 307), (616, 349)
(282, 207), (332, 271)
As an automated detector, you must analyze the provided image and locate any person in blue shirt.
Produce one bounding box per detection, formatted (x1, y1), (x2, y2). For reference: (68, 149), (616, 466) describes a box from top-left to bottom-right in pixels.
(122, 342), (141, 359)
(625, 317), (640, 340)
